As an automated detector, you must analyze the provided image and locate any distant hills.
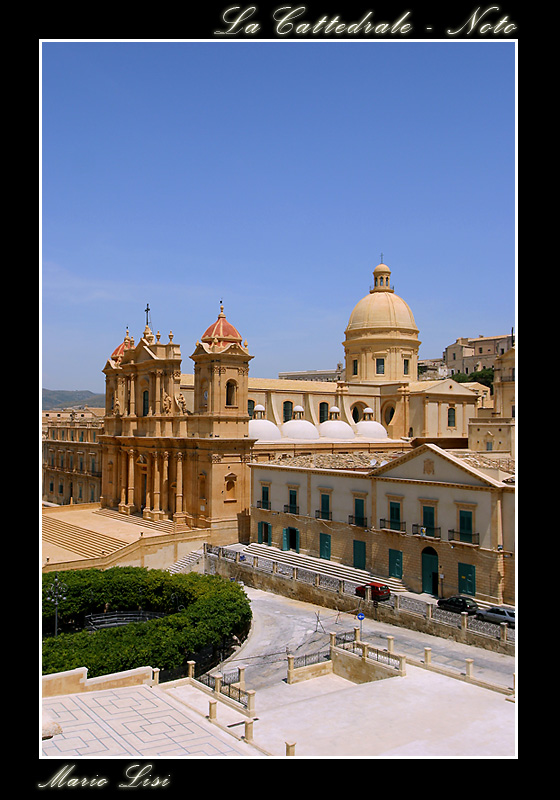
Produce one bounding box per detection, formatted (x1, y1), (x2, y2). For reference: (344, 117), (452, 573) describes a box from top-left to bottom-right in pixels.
(42, 389), (105, 410)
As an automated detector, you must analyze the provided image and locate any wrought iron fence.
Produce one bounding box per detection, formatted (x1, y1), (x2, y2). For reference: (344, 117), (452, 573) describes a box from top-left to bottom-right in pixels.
(292, 649), (331, 669)
(207, 546), (515, 644)
(84, 611), (166, 630)
(194, 668), (250, 709)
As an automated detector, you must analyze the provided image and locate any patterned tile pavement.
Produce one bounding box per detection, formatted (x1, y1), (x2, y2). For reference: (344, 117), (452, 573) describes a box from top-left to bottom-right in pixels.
(41, 685), (264, 758)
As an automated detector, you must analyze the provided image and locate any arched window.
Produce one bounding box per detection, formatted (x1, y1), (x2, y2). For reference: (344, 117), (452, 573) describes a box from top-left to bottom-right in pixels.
(384, 404), (395, 425)
(319, 402), (329, 423)
(448, 407), (456, 427)
(248, 399), (255, 418)
(142, 390), (149, 416)
(226, 380), (237, 406)
(283, 401), (293, 422)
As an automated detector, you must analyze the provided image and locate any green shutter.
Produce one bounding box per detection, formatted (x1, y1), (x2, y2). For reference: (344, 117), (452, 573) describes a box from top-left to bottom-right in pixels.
(257, 521), (263, 544)
(282, 528), (289, 551)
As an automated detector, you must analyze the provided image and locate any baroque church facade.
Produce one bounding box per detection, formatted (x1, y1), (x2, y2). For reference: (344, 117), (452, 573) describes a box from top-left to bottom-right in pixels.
(99, 262), (481, 540)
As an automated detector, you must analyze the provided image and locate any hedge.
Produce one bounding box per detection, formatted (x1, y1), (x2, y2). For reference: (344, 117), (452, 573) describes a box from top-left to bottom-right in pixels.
(42, 567), (252, 678)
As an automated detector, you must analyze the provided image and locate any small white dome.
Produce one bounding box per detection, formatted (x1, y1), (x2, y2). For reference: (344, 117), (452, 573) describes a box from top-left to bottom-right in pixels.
(355, 419), (388, 439)
(330, 406), (340, 414)
(281, 419), (320, 440)
(318, 419), (355, 440)
(254, 403), (265, 412)
(293, 405), (304, 413)
(249, 418), (282, 441)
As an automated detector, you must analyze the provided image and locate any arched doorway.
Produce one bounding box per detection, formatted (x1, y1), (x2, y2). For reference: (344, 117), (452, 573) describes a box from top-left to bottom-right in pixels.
(421, 546), (439, 596)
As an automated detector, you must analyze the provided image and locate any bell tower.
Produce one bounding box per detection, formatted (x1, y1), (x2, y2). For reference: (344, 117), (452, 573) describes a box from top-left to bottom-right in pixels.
(190, 305), (253, 438)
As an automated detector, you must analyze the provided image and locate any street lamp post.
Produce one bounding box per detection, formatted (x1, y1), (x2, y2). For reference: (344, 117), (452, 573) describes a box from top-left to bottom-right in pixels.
(46, 573), (67, 637)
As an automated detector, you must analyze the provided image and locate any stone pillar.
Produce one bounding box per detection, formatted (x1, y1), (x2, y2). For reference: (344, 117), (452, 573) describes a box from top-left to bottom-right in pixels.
(286, 654), (295, 684)
(127, 448), (135, 508)
(162, 451), (169, 516)
(129, 374), (136, 416)
(244, 719), (254, 742)
(155, 371), (161, 416)
(119, 448), (127, 508)
(237, 666), (246, 689)
(285, 742), (296, 756)
(153, 451), (161, 513)
(145, 453), (152, 516)
(175, 452), (183, 515)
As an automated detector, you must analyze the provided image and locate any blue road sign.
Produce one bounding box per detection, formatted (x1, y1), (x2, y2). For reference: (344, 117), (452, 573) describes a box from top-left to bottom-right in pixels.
(357, 612), (365, 620)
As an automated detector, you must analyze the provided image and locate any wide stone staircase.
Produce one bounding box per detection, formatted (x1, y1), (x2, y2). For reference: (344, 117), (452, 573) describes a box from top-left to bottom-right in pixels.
(42, 515), (128, 560)
(240, 542), (407, 592)
(93, 507), (176, 533)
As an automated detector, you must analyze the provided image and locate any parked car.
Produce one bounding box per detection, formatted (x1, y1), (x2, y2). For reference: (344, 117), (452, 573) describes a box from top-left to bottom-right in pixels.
(475, 606), (515, 628)
(355, 581), (391, 601)
(437, 595), (478, 614)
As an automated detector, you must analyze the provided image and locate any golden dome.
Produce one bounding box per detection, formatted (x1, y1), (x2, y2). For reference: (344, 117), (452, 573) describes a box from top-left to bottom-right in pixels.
(345, 263), (418, 334)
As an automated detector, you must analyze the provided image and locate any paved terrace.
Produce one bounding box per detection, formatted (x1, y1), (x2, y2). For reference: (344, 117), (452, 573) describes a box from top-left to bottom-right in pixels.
(41, 508), (516, 758)
(42, 664), (515, 758)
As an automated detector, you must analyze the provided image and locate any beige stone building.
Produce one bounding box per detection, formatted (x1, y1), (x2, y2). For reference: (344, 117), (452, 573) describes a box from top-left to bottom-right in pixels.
(42, 407), (104, 506)
(97, 260), (484, 541)
(443, 334), (514, 375)
(250, 443), (515, 605)
(468, 345), (515, 455)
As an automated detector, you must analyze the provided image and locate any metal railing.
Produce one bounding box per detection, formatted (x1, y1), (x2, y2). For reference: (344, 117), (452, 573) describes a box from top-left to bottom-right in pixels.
(379, 519), (406, 532)
(206, 545), (515, 644)
(412, 524), (441, 538)
(448, 530), (480, 545)
(256, 500), (271, 510)
(284, 504), (299, 514)
(348, 515), (367, 527)
(315, 509), (332, 520)
(85, 611), (166, 630)
(195, 668), (250, 709)
(292, 650), (331, 669)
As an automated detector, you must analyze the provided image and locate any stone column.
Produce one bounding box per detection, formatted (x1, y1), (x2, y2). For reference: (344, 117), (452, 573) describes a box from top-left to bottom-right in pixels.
(162, 451), (169, 516)
(127, 448), (135, 508)
(175, 452), (183, 515)
(155, 371), (161, 415)
(119, 447), (127, 510)
(144, 452), (152, 519)
(153, 451), (161, 514)
(129, 374), (136, 416)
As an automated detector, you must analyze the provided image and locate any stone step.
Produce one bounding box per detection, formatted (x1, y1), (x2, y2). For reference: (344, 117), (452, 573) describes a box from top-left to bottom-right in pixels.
(94, 507), (175, 533)
(42, 516), (127, 559)
(241, 543), (407, 592)
(167, 549), (204, 574)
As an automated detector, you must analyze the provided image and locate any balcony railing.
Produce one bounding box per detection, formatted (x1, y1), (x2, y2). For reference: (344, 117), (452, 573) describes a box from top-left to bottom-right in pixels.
(284, 504), (299, 515)
(315, 509), (332, 521)
(256, 500), (271, 510)
(379, 519), (406, 532)
(348, 515), (367, 527)
(448, 529), (480, 545)
(412, 523), (441, 539)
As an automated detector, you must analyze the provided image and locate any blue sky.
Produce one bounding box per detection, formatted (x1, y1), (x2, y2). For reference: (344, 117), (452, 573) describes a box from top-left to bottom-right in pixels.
(41, 40), (516, 393)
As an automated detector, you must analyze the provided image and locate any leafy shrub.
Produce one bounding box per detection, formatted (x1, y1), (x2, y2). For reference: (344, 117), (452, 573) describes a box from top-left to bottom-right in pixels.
(41, 568), (252, 678)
